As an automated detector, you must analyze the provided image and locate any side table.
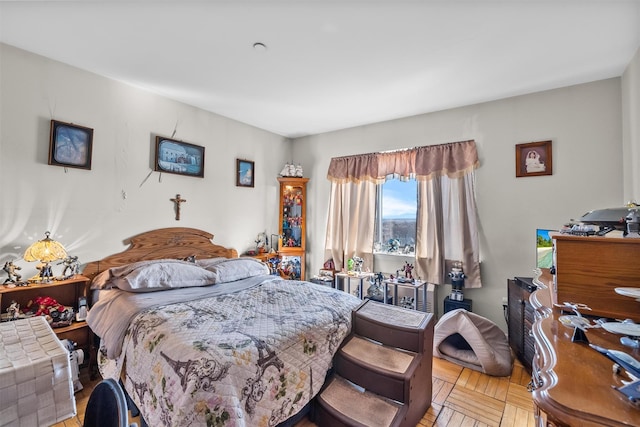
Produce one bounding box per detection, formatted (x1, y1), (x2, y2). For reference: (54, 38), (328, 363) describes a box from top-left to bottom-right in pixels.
(443, 296), (472, 313)
(334, 272), (373, 298)
(383, 279), (428, 311)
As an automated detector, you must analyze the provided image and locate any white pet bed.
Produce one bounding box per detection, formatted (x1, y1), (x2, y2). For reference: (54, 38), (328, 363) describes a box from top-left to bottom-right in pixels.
(433, 308), (513, 377)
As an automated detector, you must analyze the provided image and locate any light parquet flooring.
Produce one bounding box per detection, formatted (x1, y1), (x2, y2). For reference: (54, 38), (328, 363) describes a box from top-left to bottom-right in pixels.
(54, 358), (535, 427)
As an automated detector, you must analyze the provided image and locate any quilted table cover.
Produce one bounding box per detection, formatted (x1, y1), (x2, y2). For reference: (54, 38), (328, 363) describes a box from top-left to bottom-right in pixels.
(0, 316), (75, 426)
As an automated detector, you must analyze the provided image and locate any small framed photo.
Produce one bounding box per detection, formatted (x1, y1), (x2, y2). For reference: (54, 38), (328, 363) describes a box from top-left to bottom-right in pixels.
(155, 136), (205, 178)
(236, 159), (255, 187)
(515, 140), (552, 177)
(49, 120), (94, 170)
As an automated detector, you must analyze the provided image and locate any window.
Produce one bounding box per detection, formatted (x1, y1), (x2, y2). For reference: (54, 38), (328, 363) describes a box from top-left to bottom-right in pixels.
(374, 179), (417, 255)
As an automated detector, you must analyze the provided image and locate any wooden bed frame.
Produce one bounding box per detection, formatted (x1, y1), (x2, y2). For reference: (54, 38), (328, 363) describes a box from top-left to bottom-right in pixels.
(82, 227), (238, 281)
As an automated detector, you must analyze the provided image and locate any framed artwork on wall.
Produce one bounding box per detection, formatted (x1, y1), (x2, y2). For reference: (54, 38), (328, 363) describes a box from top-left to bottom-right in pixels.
(48, 120), (94, 170)
(155, 136), (205, 178)
(236, 159), (255, 187)
(515, 140), (552, 177)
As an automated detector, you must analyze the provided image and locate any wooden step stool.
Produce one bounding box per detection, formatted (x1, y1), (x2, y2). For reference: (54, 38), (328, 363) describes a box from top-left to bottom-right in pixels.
(315, 300), (434, 427)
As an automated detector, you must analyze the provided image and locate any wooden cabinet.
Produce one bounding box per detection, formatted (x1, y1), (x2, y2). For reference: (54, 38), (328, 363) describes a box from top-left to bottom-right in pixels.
(553, 233), (640, 322)
(530, 271), (640, 426)
(0, 275), (93, 371)
(277, 177), (309, 280)
(507, 276), (536, 372)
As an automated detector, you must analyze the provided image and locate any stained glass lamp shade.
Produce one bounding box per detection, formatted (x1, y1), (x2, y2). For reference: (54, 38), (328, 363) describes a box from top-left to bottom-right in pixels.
(23, 231), (67, 282)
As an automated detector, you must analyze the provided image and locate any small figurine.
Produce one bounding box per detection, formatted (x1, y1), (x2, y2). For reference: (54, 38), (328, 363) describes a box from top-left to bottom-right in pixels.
(37, 262), (54, 282)
(403, 261), (414, 280)
(352, 256), (364, 274)
(399, 296), (415, 310)
(387, 238), (400, 252)
(59, 255), (80, 278)
(7, 300), (20, 320)
(3, 261), (22, 283)
(267, 256), (281, 275)
(367, 273), (385, 300)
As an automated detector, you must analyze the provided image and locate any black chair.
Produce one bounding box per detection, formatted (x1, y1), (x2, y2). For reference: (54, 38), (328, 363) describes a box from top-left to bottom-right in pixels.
(83, 378), (133, 427)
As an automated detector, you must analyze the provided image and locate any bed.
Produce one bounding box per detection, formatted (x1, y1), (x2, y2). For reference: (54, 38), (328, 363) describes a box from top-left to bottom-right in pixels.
(83, 227), (361, 427)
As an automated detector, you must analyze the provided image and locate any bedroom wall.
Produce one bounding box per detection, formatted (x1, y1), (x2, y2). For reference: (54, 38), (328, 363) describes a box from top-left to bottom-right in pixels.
(0, 43), (291, 279)
(622, 46), (640, 203)
(293, 78), (624, 328)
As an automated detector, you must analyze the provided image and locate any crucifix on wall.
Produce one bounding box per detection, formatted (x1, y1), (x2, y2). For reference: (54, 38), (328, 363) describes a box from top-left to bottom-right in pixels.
(170, 194), (187, 221)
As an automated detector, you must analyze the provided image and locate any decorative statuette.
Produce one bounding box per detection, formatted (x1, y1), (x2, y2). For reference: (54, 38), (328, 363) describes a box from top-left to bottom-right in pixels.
(448, 262), (466, 301)
(279, 163), (303, 177)
(3, 261), (22, 283)
(59, 255), (80, 279)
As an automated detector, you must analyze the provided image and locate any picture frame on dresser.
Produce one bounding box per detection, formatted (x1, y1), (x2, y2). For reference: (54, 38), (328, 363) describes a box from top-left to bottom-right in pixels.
(536, 228), (555, 269)
(49, 120), (94, 170)
(515, 140), (552, 177)
(154, 136), (205, 178)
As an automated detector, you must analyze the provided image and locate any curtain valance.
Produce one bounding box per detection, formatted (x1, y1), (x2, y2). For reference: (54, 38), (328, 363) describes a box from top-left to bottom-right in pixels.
(327, 140), (479, 183)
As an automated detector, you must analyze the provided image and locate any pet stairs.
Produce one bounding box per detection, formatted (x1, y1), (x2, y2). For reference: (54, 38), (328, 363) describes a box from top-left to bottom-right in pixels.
(315, 300), (434, 427)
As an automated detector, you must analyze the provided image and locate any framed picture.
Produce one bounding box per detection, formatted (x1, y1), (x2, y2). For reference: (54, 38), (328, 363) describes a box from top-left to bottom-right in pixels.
(48, 120), (94, 170)
(515, 140), (552, 177)
(536, 228), (556, 269)
(236, 159), (255, 187)
(155, 136), (205, 178)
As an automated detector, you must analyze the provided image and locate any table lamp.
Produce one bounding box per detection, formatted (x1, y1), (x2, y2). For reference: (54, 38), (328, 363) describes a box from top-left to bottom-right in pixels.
(23, 231), (67, 283)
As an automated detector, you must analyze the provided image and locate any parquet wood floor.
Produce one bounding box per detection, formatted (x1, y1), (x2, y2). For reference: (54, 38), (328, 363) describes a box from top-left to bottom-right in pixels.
(53, 358), (535, 427)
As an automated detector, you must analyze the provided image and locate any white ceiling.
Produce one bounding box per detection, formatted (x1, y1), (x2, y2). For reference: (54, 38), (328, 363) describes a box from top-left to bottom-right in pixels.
(1, 1), (639, 138)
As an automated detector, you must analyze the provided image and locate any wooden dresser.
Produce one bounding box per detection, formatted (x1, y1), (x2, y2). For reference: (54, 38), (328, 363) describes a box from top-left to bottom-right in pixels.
(552, 233), (640, 322)
(530, 270), (640, 426)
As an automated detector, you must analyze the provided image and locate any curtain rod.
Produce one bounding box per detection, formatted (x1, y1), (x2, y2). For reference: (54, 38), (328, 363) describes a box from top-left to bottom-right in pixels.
(329, 139), (475, 161)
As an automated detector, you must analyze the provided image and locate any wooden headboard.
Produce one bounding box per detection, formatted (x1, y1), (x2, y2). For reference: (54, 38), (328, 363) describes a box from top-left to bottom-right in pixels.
(82, 227), (239, 281)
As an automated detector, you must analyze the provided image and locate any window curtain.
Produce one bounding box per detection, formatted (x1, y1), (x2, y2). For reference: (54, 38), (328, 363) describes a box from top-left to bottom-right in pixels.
(325, 140), (481, 287)
(325, 153), (379, 271)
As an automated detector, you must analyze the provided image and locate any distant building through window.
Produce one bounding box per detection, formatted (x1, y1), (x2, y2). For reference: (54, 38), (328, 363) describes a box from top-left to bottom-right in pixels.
(374, 179), (417, 255)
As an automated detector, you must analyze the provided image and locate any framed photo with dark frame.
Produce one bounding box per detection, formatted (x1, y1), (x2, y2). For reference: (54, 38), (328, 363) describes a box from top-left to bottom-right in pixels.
(515, 140), (552, 177)
(48, 120), (94, 170)
(236, 159), (255, 187)
(155, 136), (205, 178)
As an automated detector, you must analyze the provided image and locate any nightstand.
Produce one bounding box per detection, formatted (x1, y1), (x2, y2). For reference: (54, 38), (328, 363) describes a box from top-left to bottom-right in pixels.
(0, 275), (94, 375)
(443, 296), (472, 313)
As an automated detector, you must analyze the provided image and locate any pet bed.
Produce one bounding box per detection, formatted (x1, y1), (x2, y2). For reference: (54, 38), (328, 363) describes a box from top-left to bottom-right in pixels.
(433, 308), (512, 376)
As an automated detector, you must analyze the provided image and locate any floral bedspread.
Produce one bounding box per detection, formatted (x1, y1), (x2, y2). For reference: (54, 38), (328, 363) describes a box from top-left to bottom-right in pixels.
(97, 278), (360, 427)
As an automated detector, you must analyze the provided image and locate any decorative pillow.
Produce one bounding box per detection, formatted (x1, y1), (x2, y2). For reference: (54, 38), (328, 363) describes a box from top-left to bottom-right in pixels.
(91, 259), (218, 292)
(203, 257), (270, 283)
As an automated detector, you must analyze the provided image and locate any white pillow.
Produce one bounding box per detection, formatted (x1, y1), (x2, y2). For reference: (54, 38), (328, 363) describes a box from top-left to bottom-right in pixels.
(92, 259), (218, 292)
(203, 257), (269, 283)
(195, 257), (228, 269)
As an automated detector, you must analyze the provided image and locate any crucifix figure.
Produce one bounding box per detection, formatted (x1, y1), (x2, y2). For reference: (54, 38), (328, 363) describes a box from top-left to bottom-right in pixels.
(170, 194), (187, 221)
